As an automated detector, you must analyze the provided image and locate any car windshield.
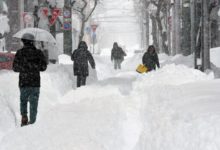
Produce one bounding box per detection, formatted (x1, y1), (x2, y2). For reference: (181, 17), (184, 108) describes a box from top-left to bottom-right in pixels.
(0, 56), (10, 62)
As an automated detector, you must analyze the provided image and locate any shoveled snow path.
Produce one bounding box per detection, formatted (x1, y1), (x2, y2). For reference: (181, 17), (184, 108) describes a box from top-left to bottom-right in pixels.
(0, 54), (219, 150)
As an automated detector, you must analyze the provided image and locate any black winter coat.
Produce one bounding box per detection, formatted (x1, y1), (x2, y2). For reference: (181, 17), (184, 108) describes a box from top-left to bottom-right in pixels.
(111, 47), (126, 60)
(142, 52), (160, 71)
(13, 45), (47, 87)
(71, 48), (95, 76)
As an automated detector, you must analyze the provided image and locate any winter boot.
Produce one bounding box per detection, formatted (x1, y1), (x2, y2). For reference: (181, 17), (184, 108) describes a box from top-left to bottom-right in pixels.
(21, 115), (28, 127)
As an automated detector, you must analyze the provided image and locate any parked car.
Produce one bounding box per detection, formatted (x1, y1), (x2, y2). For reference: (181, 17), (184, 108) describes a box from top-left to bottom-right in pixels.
(0, 52), (15, 70)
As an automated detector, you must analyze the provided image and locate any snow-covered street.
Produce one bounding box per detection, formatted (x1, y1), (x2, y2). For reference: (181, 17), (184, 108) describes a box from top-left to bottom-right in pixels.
(0, 53), (220, 150)
(1, 0), (220, 149)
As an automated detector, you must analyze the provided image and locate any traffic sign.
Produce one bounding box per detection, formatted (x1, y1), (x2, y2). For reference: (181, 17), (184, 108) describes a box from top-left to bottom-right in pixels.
(42, 7), (49, 16)
(63, 22), (71, 30)
(49, 8), (61, 25)
(63, 10), (71, 18)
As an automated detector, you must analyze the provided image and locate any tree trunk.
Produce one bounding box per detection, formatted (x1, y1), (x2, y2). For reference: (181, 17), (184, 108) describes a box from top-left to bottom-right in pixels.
(146, 10), (150, 50)
(151, 15), (159, 52)
(140, 8), (145, 50)
(143, 0), (150, 51)
(156, 16), (169, 54)
(79, 20), (86, 42)
(63, 1), (72, 55)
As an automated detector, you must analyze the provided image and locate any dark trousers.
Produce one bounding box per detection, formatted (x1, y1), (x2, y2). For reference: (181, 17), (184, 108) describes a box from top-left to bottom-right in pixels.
(77, 75), (86, 87)
(114, 59), (122, 70)
(20, 87), (40, 124)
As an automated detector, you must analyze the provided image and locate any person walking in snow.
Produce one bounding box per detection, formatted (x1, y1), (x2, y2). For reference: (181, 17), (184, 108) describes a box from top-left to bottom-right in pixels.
(13, 33), (47, 126)
(111, 42), (127, 70)
(142, 45), (160, 72)
(71, 41), (96, 88)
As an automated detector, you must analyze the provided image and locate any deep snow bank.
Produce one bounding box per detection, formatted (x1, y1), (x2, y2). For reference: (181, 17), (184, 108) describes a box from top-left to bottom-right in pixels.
(1, 62), (218, 150)
(130, 64), (219, 150)
(133, 79), (220, 150)
(0, 71), (19, 141)
(0, 64), (73, 141)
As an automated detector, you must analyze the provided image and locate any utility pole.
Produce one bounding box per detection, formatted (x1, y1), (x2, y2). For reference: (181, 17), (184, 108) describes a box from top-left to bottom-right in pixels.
(182, 0), (191, 56)
(174, 0), (181, 54)
(172, 1), (176, 55)
(201, 0), (211, 71)
(167, 1), (171, 54)
(190, 0), (196, 54)
(63, 0), (73, 55)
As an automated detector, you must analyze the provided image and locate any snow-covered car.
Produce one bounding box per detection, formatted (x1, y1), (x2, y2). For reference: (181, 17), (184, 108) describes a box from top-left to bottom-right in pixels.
(0, 52), (15, 70)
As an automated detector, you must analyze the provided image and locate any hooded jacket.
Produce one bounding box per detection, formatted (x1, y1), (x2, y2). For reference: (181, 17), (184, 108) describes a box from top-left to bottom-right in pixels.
(111, 43), (126, 61)
(71, 41), (95, 76)
(142, 47), (160, 71)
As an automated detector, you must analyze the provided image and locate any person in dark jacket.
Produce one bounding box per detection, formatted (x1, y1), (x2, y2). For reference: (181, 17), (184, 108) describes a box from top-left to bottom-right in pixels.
(13, 33), (47, 126)
(142, 45), (160, 71)
(71, 41), (95, 88)
(111, 42), (126, 70)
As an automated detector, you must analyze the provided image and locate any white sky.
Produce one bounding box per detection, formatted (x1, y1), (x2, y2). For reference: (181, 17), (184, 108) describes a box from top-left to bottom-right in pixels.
(92, 0), (141, 50)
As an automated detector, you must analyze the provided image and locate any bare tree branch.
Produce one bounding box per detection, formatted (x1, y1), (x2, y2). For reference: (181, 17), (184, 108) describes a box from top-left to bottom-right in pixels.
(85, 0), (98, 22)
(150, 0), (158, 7)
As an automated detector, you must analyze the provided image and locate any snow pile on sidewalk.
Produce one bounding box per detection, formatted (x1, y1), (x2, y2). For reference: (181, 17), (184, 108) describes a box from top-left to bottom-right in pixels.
(0, 64), (73, 141)
(133, 79), (220, 150)
(1, 59), (219, 150)
(0, 71), (19, 141)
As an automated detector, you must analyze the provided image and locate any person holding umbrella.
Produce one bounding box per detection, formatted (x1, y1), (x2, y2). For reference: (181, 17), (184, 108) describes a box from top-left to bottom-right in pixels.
(13, 33), (47, 126)
(13, 27), (57, 64)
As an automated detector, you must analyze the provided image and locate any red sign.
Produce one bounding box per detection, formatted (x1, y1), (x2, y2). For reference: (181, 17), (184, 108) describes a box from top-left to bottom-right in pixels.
(49, 8), (61, 26)
(42, 7), (49, 16)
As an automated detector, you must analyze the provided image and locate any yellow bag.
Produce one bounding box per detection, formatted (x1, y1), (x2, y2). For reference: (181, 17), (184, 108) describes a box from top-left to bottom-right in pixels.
(136, 64), (148, 73)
